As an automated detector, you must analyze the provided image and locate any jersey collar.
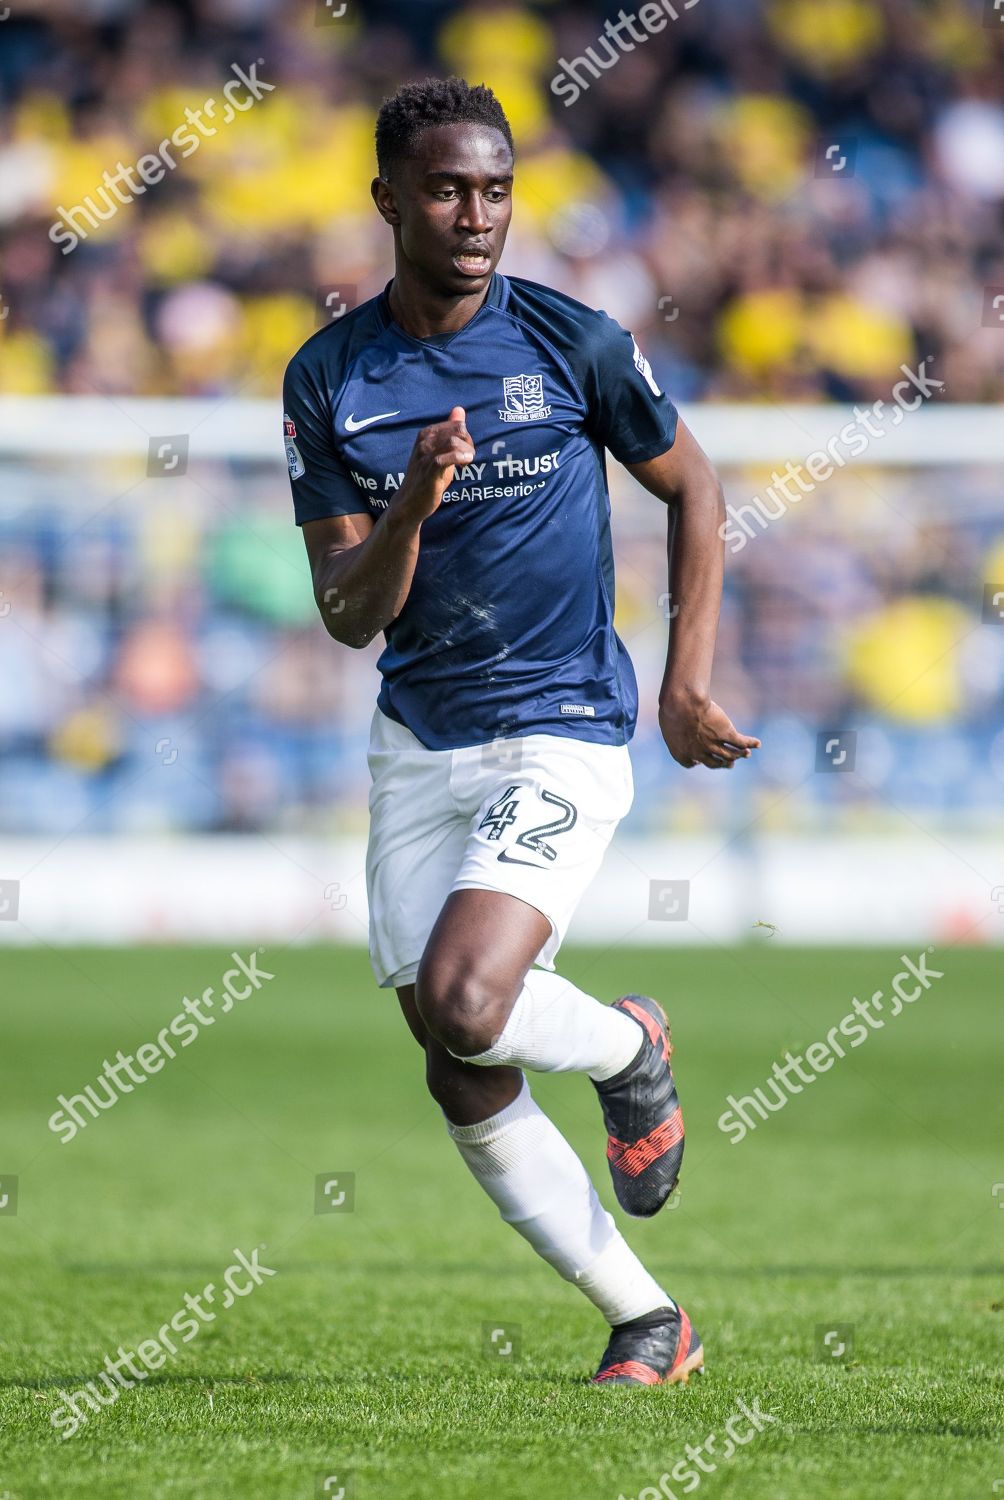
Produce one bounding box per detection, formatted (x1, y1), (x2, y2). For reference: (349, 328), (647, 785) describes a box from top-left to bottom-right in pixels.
(377, 272), (508, 347)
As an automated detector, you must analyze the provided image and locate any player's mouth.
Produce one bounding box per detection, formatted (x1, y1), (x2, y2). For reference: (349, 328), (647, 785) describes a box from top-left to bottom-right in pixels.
(452, 248), (492, 278)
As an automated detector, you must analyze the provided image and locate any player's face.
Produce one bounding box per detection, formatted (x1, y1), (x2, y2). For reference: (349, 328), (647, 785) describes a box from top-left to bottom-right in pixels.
(380, 123), (513, 295)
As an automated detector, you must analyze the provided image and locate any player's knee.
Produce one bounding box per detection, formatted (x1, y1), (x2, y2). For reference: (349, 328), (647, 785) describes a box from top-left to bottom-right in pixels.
(414, 957), (508, 1057)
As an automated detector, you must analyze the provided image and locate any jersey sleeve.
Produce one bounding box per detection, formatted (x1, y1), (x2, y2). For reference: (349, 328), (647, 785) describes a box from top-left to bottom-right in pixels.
(583, 312), (678, 466)
(282, 352), (369, 526)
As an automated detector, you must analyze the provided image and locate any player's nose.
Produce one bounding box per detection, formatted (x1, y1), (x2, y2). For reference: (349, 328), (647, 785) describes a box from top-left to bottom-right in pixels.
(457, 191), (491, 232)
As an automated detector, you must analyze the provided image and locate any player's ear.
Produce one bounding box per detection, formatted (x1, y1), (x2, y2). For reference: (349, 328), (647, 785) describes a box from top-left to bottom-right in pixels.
(372, 175), (400, 226)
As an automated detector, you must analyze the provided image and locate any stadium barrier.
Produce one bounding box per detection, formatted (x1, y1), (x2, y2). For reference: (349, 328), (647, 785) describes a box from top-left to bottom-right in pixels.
(0, 835), (998, 947)
(3, 397), (1004, 463)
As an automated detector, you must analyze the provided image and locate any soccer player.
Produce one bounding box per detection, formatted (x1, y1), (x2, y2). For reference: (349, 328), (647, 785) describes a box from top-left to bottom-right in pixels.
(283, 77), (759, 1386)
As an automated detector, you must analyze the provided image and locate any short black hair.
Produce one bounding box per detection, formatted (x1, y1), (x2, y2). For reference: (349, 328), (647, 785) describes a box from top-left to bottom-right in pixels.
(375, 76), (514, 180)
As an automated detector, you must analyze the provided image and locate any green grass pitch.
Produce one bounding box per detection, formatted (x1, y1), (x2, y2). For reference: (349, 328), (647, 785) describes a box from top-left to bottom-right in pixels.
(0, 943), (1000, 1499)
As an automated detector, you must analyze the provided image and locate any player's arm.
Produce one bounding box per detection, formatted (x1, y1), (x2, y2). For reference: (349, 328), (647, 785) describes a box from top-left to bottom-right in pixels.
(572, 304), (758, 770)
(626, 420), (761, 770)
(303, 406), (474, 649)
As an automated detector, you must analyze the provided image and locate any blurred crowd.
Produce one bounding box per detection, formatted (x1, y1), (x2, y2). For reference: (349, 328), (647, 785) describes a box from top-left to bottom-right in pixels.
(1, 0), (1004, 400)
(2, 0), (1004, 837)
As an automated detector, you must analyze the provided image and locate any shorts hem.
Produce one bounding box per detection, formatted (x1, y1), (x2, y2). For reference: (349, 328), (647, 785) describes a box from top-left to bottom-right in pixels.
(376, 959), (420, 990)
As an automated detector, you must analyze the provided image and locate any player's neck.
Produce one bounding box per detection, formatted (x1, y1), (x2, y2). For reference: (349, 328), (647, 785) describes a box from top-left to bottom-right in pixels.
(386, 268), (492, 339)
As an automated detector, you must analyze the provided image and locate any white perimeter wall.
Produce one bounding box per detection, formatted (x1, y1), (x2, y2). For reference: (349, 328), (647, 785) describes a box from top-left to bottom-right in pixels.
(0, 836), (1000, 948)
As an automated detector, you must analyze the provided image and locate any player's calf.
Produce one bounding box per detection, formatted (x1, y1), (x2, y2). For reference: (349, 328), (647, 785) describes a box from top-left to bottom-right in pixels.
(423, 1039), (522, 1126)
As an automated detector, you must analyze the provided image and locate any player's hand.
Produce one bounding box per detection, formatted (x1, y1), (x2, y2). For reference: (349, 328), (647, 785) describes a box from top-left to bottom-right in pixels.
(394, 406), (475, 523)
(659, 695), (761, 770)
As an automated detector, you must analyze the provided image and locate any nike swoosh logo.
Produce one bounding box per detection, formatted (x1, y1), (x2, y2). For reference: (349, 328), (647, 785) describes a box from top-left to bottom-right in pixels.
(497, 849), (547, 868)
(344, 410), (400, 432)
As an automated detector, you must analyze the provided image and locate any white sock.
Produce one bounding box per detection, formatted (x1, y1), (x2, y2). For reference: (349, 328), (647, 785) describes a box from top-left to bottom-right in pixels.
(458, 969), (642, 1082)
(445, 1079), (674, 1325)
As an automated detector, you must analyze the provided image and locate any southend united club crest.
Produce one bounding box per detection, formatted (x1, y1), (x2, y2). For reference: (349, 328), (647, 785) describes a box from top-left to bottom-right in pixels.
(498, 373), (552, 423)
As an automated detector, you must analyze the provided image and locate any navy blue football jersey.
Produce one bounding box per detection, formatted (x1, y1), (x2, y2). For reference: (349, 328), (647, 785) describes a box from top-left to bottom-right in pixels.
(282, 273), (677, 750)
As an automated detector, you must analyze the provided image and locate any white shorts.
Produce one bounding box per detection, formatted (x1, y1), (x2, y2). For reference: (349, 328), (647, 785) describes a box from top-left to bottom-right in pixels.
(365, 708), (634, 988)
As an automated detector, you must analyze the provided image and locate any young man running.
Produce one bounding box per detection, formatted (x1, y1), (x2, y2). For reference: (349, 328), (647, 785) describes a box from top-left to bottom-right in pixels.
(283, 77), (759, 1385)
